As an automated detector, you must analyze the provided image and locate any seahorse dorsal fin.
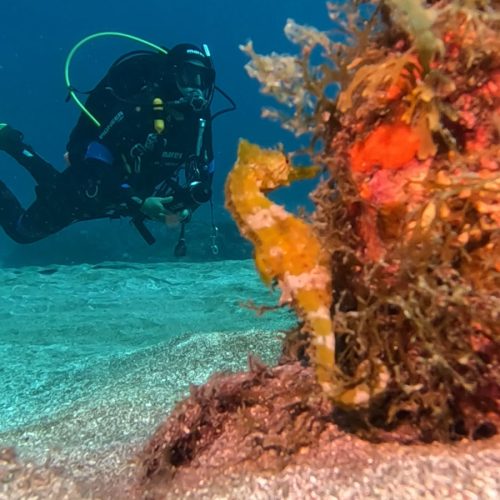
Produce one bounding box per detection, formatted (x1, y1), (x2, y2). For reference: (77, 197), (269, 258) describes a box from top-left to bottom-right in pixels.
(238, 139), (262, 164)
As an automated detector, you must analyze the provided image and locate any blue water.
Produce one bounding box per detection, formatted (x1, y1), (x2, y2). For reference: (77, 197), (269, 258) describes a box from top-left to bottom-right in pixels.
(0, 0), (329, 264)
(0, 0), (325, 486)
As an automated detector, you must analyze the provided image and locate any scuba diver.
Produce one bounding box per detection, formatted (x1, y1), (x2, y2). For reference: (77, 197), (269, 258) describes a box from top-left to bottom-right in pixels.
(0, 34), (235, 255)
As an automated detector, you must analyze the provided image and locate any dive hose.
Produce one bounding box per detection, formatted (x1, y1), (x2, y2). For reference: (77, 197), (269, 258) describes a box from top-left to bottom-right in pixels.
(64, 32), (167, 128)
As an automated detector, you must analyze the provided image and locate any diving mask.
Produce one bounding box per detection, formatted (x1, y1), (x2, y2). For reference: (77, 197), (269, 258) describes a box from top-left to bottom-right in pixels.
(175, 60), (215, 111)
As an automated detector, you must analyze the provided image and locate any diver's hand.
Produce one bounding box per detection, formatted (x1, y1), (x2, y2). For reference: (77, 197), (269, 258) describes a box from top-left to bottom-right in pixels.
(139, 196), (173, 220)
(164, 208), (191, 226)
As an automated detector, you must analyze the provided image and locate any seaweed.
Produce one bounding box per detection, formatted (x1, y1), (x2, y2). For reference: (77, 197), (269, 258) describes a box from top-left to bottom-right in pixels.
(238, 0), (499, 440)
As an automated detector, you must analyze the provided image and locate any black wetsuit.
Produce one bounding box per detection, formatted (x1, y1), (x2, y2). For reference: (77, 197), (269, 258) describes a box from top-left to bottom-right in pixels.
(0, 52), (214, 244)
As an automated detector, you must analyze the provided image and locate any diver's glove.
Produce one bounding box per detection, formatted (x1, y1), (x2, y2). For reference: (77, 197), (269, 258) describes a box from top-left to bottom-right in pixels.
(138, 196), (174, 220)
(0, 124), (25, 154)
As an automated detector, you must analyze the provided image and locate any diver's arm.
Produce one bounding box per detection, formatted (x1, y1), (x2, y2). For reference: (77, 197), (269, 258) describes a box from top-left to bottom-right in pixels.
(170, 116), (215, 214)
(187, 118), (215, 211)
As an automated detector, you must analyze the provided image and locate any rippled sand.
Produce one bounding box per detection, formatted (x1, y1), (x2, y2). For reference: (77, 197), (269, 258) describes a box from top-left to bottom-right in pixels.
(0, 260), (290, 450)
(0, 260), (498, 499)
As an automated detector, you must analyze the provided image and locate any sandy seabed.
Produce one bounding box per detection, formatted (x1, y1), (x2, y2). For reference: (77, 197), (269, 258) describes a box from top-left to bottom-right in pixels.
(0, 260), (498, 499)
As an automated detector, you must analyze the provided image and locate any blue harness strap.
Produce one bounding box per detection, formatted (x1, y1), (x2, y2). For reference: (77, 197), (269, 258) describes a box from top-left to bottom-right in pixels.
(84, 141), (114, 164)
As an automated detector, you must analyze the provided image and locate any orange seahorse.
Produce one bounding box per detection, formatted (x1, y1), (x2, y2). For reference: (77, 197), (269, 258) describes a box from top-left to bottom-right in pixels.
(225, 139), (336, 393)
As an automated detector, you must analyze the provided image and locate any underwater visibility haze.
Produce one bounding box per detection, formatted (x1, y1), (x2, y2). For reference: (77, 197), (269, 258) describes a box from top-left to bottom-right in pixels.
(1, 0), (499, 498)
(0, 0), (326, 266)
